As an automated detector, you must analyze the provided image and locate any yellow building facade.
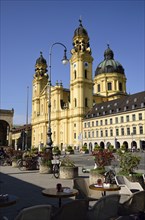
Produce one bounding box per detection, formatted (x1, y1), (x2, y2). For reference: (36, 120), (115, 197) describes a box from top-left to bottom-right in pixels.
(31, 20), (128, 150)
(83, 91), (145, 150)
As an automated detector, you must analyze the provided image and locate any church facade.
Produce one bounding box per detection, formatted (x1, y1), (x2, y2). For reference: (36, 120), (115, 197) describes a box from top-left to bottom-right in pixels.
(31, 20), (128, 150)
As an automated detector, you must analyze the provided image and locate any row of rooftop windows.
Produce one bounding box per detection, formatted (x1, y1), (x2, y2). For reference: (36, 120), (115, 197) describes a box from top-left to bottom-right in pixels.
(96, 100), (144, 110)
(83, 125), (144, 139)
(84, 113), (143, 128)
(86, 102), (145, 118)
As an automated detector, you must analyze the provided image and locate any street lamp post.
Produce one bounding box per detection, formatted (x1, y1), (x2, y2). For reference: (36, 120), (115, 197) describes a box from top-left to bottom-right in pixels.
(25, 86), (29, 151)
(46, 42), (69, 155)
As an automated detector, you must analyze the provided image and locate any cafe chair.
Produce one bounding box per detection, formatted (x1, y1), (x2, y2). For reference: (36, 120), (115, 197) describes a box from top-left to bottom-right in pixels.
(143, 174), (145, 182)
(73, 177), (100, 205)
(52, 199), (89, 220)
(118, 190), (145, 216)
(87, 194), (121, 220)
(15, 204), (53, 220)
(115, 176), (143, 195)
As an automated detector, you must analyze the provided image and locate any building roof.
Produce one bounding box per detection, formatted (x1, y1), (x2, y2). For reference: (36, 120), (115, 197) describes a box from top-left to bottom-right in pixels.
(73, 19), (88, 38)
(84, 91), (145, 119)
(35, 52), (47, 65)
(12, 124), (32, 133)
(0, 109), (14, 116)
(95, 44), (125, 76)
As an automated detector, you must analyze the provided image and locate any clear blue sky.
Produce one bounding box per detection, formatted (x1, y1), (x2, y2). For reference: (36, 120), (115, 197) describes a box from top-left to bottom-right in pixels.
(0, 0), (144, 125)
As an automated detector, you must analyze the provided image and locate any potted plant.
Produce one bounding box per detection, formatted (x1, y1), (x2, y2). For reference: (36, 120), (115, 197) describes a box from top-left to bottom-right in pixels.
(65, 146), (74, 155)
(89, 148), (115, 184)
(39, 149), (52, 174)
(11, 149), (22, 168)
(80, 145), (89, 154)
(116, 149), (144, 188)
(59, 156), (78, 179)
(53, 146), (61, 155)
(21, 150), (39, 170)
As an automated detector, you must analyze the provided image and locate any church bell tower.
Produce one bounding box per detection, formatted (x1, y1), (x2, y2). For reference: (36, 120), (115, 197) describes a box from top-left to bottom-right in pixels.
(70, 20), (94, 115)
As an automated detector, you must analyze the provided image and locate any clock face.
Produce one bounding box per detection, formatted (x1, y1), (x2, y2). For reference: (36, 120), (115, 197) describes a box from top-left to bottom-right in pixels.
(84, 62), (88, 67)
(73, 63), (77, 68)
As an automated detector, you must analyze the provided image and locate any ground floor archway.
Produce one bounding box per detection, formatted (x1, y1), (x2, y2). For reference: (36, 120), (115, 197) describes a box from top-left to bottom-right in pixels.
(0, 120), (9, 146)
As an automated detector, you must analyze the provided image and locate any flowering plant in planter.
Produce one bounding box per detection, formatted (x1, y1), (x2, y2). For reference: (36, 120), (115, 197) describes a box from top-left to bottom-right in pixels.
(89, 149), (115, 184)
(92, 149), (115, 171)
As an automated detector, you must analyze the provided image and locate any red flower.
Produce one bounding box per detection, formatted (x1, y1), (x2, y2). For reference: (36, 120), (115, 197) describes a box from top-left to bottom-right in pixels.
(92, 149), (115, 168)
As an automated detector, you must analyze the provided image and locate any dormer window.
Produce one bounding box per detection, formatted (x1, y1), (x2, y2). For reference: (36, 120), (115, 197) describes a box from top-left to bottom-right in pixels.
(124, 106), (127, 111)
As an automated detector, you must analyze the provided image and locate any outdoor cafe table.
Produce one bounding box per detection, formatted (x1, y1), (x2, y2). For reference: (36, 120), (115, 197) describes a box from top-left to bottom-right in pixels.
(89, 184), (121, 196)
(42, 188), (78, 207)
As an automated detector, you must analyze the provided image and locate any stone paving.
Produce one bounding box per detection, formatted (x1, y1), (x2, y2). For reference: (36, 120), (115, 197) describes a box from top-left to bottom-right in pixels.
(0, 165), (89, 220)
(1, 159), (144, 220)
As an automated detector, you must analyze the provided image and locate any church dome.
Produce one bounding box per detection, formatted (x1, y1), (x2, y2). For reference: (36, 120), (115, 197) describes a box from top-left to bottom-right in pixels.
(95, 45), (125, 76)
(73, 19), (88, 38)
(36, 52), (47, 65)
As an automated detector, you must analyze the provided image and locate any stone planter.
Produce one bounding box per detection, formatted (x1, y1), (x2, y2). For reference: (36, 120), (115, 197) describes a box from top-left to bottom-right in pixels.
(59, 166), (78, 179)
(12, 160), (18, 168)
(89, 169), (105, 184)
(39, 165), (52, 174)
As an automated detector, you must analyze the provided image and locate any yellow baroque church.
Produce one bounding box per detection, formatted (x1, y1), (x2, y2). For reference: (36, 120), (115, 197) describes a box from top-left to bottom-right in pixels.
(31, 20), (127, 150)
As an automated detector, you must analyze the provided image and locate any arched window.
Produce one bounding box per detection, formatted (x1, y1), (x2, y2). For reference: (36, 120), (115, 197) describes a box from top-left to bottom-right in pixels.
(108, 82), (112, 90)
(97, 84), (100, 92)
(74, 98), (77, 107)
(85, 98), (88, 107)
(119, 82), (122, 91)
(84, 70), (87, 79)
(74, 70), (77, 79)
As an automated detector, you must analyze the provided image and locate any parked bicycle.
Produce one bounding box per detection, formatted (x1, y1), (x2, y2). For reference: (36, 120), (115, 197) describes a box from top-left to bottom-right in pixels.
(51, 155), (61, 178)
(17, 157), (39, 171)
(104, 167), (116, 184)
(0, 155), (12, 166)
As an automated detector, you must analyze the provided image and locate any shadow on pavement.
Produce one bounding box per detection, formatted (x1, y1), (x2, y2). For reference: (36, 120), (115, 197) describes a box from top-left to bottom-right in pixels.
(0, 172), (72, 220)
